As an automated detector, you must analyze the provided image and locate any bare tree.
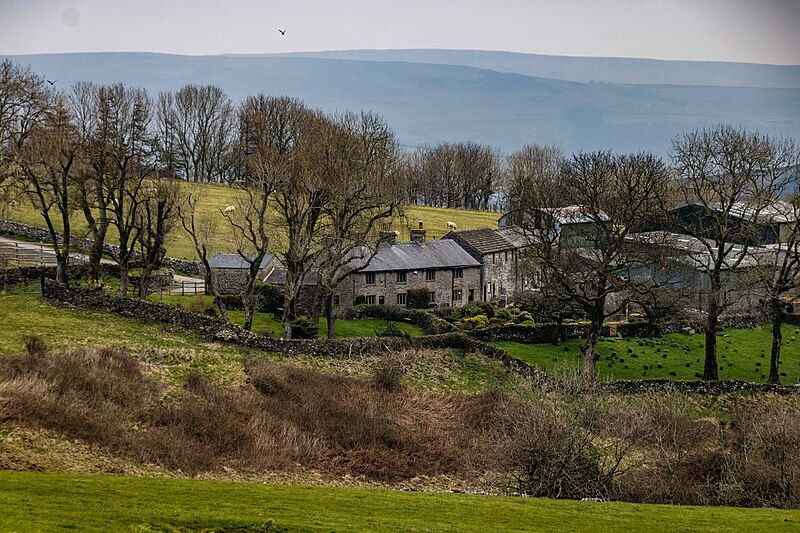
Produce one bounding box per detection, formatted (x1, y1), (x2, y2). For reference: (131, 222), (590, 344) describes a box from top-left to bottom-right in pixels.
(520, 151), (669, 383)
(135, 177), (183, 296)
(179, 185), (229, 320)
(70, 82), (113, 285)
(405, 142), (499, 210)
(0, 60), (47, 217)
(748, 143), (800, 384)
(16, 91), (81, 284)
(260, 100), (329, 339)
(89, 84), (155, 295)
(315, 111), (404, 338)
(670, 126), (793, 380)
(504, 145), (566, 216)
(220, 94), (301, 331)
(156, 85), (236, 183)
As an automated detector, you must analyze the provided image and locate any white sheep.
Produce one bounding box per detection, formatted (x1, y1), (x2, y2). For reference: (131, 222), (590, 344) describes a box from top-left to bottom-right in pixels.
(224, 205), (237, 214)
(446, 221), (457, 230)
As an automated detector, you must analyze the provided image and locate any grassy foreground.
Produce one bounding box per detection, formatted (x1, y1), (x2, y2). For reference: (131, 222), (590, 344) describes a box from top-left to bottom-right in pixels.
(1, 471), (797, 532)
(496, 325), (800, 384)
(4, 182), (500, 260)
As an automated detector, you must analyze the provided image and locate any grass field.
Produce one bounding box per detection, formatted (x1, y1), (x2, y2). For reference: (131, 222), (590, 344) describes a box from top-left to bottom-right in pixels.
(4, 182), (500, 260)
(150, 294), (423, 338)
(0, 471), (797, 532)
(0, 293), (523, 393)
(496, 325), (800, 383)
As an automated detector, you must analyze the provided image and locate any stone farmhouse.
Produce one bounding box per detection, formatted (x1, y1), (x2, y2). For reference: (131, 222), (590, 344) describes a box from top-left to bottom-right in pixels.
(339, 223), (482, 308)
(442, 226), (535, 305)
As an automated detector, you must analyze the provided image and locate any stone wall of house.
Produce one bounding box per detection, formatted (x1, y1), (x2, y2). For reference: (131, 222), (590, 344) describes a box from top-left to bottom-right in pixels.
(211, 269), (252, 295)
(0, 219), (200, 275)
(481, 251), (518, 304)
(349, 266), (481, 308)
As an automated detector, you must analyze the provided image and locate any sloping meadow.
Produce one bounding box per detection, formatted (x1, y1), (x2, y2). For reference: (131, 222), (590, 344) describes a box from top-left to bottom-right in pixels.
(1, 348), (799, 508)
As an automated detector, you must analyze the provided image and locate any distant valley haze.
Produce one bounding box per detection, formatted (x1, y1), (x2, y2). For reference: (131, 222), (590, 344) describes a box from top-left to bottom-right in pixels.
(4, 49), (798, 155)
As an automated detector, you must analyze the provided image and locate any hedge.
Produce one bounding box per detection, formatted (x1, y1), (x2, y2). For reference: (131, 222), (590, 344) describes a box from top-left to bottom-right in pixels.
(343, 304), (457, 335)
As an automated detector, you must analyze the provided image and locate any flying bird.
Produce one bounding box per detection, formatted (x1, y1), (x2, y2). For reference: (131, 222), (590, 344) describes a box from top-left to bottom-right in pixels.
(46, 80), (56, 86)
(278, 29), (286, 35)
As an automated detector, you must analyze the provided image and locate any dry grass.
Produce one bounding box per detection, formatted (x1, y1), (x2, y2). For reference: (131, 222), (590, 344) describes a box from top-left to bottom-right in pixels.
(3, 347), (800, 508)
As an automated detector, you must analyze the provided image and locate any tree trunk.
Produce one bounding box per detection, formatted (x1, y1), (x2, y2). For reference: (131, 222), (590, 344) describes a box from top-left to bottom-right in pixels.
(581, 321), (602, 384)
(118, 261), (129, 296)
(703, 312), (719, 380)
(325, 293), (336, 339)
(243, 300), (254, 331)
(88, 221), (108, 285)
(204, 269), (229, 322)
(55, 252), (69, 286)
(769, 298), (783, 385)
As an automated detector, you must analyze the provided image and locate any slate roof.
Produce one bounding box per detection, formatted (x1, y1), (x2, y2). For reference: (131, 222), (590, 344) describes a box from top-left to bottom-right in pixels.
(443, 227), (515, 255)
(360, 240), (481, 272)
(264, 268), (319, 286)
(209, 253), (275, 270)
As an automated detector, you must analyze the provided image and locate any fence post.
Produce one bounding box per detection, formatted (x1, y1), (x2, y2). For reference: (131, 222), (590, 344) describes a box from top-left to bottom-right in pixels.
(181, 281), (185, 296)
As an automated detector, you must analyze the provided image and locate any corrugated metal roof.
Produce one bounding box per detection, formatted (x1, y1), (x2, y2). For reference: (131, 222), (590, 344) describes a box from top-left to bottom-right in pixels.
(361, 240), (481, 272)
(209, 253), (275, 270)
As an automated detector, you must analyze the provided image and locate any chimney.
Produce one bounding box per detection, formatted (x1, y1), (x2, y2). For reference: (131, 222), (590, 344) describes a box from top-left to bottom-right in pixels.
(379, 229), (398, 246)
(410, 220), (426, 243)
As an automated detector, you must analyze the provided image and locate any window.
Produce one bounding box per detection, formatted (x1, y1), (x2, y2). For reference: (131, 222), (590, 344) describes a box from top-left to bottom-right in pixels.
(378, 296), (385, 306)
(396, 292), (407, 305)
(504, 251), (508, 262)
(453, 268), (463, 279)
(396, 271), (407, 283)
(452, 289), (462, 302)
(428, 291), (437, 303)
(492, 253), (496, 264)
(365, 272), (376, 285)
(468, 288), (475, 302)
(365, 295), (376, 305)
(425, 269), (436, 281)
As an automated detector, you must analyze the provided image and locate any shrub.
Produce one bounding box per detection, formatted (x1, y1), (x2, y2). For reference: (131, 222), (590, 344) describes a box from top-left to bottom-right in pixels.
(718, 399), (800, 508)
(371, 355), (407, 391)
(459, 315), (489, 331)
(406, 288), (430, 309)
(22, 333), (47, 356)
(289, 316), (319, 339)
(374, 321), (411, 341)
(498, 402), (621, 500)
(180, 294), (218, 316)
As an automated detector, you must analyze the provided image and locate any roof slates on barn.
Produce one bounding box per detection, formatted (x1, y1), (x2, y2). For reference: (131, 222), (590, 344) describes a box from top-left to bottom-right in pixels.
(209, 253), (275, 270)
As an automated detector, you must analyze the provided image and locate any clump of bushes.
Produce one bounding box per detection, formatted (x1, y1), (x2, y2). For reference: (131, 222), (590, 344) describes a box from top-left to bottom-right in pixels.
(374, 321), (411, 341)
(288, 316), (319, 339)
(22, 333), (47, 356)
(371, 355), (407, 391)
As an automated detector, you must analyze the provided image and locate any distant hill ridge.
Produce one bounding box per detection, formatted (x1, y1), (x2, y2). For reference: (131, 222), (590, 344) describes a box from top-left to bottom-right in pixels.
(265, 48), (800, 89)
(3, 51), (799, 155)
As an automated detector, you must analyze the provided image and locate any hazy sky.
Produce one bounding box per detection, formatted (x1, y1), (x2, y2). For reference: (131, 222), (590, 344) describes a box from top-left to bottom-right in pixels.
(1, 0), (799, 64)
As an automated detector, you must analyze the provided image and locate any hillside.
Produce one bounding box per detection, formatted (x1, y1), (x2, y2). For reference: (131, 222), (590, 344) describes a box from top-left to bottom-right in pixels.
(3, 182), (500, 260)
(3, 52), (799, 154)
(273, 48), (800, 88)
